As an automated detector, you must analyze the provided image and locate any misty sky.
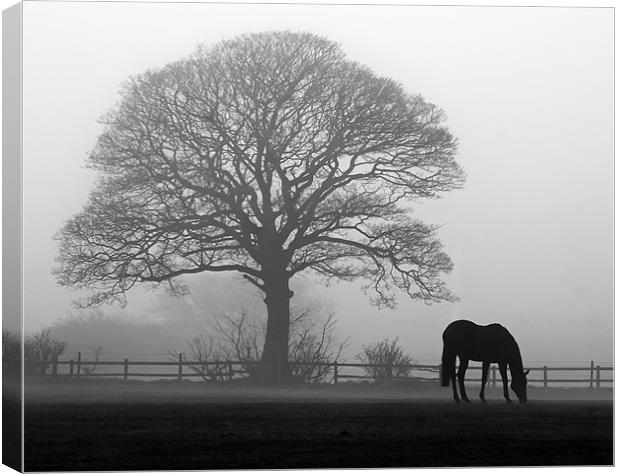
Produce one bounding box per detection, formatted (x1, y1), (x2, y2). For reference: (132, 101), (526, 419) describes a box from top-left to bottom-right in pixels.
(20, 2), (613, 365)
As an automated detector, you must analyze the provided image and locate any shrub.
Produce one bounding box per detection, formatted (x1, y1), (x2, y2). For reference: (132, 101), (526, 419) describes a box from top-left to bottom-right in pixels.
(172, 308), (348, 383)
(4, 329), (69, 375)
(2, 330), (21, 374)
(288, 310), (348, 383)
(356, 338), (414, 381)
(169, 335), (230, 381)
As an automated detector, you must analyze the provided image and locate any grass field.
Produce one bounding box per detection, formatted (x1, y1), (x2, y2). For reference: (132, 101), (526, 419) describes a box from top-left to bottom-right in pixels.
(24, 379), (613, 470)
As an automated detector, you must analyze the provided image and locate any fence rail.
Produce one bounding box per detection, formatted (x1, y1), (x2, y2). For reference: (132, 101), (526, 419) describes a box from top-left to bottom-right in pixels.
(35, 355), (614, 388)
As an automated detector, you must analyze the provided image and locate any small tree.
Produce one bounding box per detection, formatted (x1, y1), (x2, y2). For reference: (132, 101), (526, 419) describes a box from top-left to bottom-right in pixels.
(288, 311), (348, 383)
(356, 337), (413, 381)
(169, 335), (230, 381)
(81, 346), (103, 375)
(172, 307), (348, 383)
(3, 329), (69, 376)
(213, 309), (263, 378)
(25, 330), (68, 375)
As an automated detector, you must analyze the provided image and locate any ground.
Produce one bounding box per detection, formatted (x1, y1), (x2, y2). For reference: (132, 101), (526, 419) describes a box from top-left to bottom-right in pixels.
(23, 378), (613, 470)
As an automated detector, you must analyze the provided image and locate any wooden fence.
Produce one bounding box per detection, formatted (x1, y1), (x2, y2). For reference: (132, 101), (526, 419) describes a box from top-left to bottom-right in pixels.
(43, 355), (613, 388)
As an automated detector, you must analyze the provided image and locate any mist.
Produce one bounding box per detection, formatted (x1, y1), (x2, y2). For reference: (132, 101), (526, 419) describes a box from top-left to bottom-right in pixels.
(21, 2), (613, 367)
(13, 3), (615, 471)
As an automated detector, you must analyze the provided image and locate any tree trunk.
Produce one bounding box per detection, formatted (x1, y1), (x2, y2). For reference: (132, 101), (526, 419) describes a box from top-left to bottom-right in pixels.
(256, 266), (292, 385)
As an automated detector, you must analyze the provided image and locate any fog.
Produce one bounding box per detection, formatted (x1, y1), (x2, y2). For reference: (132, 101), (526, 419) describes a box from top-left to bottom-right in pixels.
(20, 3), (613, 366)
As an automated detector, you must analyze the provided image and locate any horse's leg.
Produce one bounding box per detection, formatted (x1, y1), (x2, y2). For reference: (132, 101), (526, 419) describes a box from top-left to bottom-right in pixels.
(479, 361), (490, 403)
(457, 357), (470, 403)
(499, 362), (512, 404)
(450, 359), (460, 403)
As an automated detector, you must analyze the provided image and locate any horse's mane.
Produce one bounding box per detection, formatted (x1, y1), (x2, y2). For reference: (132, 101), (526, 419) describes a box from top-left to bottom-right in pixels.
(505, 331), (525, 379)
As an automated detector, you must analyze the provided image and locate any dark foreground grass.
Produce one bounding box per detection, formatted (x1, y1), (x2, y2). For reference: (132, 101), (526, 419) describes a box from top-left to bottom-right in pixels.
(25, 398), (612, 470)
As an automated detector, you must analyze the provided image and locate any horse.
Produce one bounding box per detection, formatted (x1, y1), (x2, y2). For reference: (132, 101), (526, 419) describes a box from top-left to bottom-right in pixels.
(440, 320), (529, 404)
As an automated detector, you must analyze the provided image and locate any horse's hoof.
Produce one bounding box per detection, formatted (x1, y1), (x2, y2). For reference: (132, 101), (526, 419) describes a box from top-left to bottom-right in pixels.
(506, 399), (513, 404)
(480, 399), (487, 404)
(464, 399), (471, 404)
(454, 399), (461, 403)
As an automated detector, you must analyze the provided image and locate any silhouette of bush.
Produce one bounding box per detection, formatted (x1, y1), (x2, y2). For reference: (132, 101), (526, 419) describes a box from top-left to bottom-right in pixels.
(288, 310), (349, 383)
(25, 330), (68, 375)
(356, 338), (414, 382)
(169, 335), (230, 381)
(2, 330), (21, 374)
(172, 308), (348, 383)
(3, 329), (68, 376)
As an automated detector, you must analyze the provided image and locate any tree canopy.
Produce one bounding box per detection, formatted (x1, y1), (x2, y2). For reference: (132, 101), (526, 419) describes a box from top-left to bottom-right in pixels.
(55, 31), (464, 310)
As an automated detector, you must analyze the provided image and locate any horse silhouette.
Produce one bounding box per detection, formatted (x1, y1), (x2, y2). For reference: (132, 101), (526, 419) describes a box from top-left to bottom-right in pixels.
(440, 320), (529, 404)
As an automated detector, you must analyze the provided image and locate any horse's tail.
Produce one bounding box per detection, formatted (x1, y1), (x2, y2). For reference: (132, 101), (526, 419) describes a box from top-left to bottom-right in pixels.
(440, 344), (454, 387)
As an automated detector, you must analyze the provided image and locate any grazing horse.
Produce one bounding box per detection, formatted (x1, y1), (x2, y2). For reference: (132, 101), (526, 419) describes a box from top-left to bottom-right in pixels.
(440, 320), (529, 404)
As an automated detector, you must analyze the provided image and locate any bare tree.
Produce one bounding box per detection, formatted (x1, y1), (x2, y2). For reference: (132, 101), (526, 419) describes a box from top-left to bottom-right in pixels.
(288, 310), (348, 383)
(356, 338), (414, 382)
(54, 31), (464, 384)
(173, 306), (347, 383)
(212, 310), (263, 378)
(81, 346), (103, 376)
(169, 336), (230, 381)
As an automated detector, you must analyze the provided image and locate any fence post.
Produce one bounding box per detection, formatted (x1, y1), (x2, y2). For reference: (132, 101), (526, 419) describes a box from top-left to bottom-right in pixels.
(228, 361), (233, 382)
(123, 358), (129, 380)
(596, 365), (601, 388)
(543, 366), (548, 388)
(76, 352), (82, 377)
(492, 366), (497, 388)
(52, 356), (58, 376)
(69, 359), (74, 376)
(589, 361), (594, 389)
(178, 353), (183, 381)
(333, 362), (339, 384)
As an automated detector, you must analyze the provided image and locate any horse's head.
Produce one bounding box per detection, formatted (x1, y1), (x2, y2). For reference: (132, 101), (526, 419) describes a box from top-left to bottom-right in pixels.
(511, 369), (529, 403)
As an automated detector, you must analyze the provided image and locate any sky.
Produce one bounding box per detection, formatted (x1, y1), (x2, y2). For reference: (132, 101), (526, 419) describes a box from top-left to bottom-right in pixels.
(18, 1), (613, 365)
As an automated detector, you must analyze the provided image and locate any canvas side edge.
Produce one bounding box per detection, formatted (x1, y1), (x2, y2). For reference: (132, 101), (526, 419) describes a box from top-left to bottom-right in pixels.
(2, 3), (23, 473)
